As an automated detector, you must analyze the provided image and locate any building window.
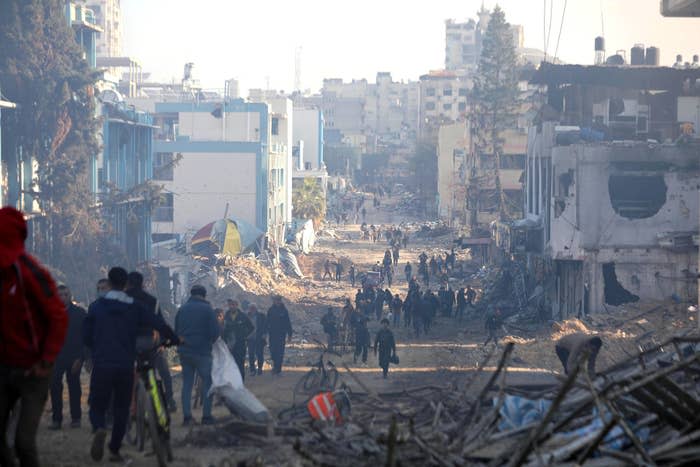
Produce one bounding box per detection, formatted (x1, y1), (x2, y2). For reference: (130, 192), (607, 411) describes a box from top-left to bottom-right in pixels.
(153, 193), (174, 222)
(443, 88), (453, 96)
(271, 117), (279, 135)
(153, 152), (174, 181)
(459, 88), (468, 96)
(458, 102), (467, 112)
(426, 87), (436, 97)
(97, 168), (105, 189)
(443, 103), (452, 110)
(426, 102), (436, 110)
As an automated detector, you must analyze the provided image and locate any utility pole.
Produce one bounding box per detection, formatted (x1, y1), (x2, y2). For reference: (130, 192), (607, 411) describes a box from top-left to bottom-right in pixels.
(294, 46), (302, 93)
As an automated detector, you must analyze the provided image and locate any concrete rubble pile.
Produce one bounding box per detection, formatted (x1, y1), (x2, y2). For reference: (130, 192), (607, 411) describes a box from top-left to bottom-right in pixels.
(181, 335), (700, 465)
(470, 261), (541, 324)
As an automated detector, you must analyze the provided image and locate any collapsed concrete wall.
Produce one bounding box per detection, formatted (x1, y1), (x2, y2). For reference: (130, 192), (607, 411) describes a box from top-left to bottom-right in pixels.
(548, 143), (699, 314)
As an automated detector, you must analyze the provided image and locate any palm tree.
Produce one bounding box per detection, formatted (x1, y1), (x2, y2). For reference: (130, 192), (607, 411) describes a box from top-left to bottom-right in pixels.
(293, 178), (326, 227)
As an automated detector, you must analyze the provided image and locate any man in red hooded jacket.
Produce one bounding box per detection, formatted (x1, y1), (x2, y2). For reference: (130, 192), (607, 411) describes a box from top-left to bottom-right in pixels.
(0, 207), (68, 467)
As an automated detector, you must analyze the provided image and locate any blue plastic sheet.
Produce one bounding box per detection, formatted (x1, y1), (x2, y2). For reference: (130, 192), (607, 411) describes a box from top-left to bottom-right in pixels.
(496, 395), (650, 452)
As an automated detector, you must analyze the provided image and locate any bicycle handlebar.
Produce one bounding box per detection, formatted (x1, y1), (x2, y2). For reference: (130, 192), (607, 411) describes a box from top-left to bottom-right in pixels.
(136, 339), (180, 356)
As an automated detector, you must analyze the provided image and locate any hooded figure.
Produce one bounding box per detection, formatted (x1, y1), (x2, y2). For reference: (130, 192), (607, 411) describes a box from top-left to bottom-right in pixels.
(0, 207), (68, 466)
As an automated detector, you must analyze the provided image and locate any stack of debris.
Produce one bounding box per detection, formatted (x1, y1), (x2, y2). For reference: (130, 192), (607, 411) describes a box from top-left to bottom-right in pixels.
(184, 334), (700, 466)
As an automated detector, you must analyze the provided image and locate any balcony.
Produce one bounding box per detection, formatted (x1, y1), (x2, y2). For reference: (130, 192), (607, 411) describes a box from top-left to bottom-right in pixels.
(153, 206), (174, 222)
(67, 4), (101, 32)
(269, 143), (287, 155)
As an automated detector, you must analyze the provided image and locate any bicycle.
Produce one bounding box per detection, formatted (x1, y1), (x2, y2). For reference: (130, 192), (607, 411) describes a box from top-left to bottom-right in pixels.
(293, 341), (341, 406)
(125, 342), (176, 467)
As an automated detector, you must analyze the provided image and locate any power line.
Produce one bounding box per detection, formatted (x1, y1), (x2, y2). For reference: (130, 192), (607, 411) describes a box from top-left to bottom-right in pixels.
(543, 0), (547, 61)
(553, 0), (568, 61)
(545, 0), (555, 57)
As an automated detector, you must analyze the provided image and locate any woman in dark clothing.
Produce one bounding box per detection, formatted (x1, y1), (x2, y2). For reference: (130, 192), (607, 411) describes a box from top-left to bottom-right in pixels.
(374, 319), (396, 378)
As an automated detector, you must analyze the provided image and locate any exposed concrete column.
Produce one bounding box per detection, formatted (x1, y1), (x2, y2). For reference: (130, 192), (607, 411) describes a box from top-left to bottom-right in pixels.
(537, 147), (544, 215)
(526, 138), (533, 214)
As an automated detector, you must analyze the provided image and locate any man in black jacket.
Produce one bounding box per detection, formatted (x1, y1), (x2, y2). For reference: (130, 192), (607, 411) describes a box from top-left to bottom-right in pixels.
(126, 271), (176, 411)
(246, 305), (267, 376)
(374, 319), (396, 378)
(266, 295), (293, 374)
(223, 299), (254, 380)
(49, 285), (87, 430)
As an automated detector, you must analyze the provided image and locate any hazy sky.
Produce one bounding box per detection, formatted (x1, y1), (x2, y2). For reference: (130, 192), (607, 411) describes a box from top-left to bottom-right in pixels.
(123, 0), (700, 94)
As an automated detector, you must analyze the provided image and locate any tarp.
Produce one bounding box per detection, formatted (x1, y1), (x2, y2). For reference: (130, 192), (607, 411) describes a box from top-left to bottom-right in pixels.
(209, 338), (270, 423)
(191, 217), (263, 257)
(279, 247), (304, 278)
(497, 395), (649, 452)
(294, 219), (316, 254)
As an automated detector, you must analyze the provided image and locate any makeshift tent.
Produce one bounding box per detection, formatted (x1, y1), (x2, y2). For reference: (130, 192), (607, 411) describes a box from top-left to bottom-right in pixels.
(191, 217), (263, 257)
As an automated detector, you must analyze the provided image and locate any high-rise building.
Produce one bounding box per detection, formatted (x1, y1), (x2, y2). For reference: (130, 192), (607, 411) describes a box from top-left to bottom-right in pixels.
(86, 0), (122, 59)
(445, 6), (525, 72)
(419, 70), (472, 142)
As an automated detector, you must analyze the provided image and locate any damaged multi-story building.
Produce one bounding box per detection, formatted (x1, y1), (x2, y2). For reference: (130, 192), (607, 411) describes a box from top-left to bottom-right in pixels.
(519, 62), (700, 318)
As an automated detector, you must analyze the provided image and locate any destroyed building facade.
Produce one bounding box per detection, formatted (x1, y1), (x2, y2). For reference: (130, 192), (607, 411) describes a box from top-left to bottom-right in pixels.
(520, 63), (700, 317)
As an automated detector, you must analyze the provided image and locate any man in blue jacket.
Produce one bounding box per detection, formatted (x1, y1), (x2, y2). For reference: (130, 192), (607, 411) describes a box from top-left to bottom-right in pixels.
(175, 285), (220, 426)
(84, 267), (180, 463)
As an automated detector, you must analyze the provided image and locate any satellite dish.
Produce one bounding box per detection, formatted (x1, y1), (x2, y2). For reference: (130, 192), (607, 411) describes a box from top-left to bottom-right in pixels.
(100, 89), (124, 104)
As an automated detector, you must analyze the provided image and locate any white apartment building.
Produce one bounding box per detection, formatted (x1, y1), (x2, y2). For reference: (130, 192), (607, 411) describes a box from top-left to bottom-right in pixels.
(445, 7), (525, 72)
(292, 107), (324, 171)
(437, 123), (470, 223)
(128, 93), (293, 246)
(419, 70), (472, 142)
(302, 74), (420, 153)
(86, 0), (121, 58)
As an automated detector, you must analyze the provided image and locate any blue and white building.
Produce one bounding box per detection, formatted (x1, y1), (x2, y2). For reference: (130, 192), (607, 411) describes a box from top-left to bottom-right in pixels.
(129, 91), (293, 246)
(94, 96), (155, 264)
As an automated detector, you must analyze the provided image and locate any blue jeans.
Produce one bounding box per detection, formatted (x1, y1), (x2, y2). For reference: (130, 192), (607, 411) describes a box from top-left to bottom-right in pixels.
(180, 353), (212, 420)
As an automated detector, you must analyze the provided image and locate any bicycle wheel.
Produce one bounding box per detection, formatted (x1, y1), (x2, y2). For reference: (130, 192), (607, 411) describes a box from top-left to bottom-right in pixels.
(325, 367), (340, 391)
(165, 438), (173, 462)
(278, 404), (309, 423)
(293, 370), (317, 405)
(135, 382), (147, 452)
(146, 397), (168, 467)
(302, 369), (321, 391)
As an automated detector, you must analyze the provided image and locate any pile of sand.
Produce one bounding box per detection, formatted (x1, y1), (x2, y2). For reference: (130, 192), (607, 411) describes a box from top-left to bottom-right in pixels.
(550, 318), (593, 340)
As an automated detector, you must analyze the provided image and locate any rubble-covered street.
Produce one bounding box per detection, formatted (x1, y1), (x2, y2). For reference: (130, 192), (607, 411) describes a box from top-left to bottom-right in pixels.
(3, 2), (700, 467)
(34, 192), (699, 466)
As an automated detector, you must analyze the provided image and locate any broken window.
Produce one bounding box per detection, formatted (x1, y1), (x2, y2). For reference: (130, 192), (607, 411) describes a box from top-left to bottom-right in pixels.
(608, 175), (666, 219)
(557, 169), (574, 198)
(603, 263), (640, 306)
(153, 193), (174, 222)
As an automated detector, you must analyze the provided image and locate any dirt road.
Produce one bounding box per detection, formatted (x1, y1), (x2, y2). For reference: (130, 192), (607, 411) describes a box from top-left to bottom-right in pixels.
(35, 192), (690, 466)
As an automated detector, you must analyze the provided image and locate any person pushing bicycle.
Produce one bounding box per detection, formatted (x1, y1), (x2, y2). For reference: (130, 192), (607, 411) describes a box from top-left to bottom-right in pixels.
(84, 267), (181, 463)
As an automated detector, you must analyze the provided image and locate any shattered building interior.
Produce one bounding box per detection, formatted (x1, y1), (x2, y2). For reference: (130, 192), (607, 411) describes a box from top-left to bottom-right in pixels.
(521, 63), (700, 318)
